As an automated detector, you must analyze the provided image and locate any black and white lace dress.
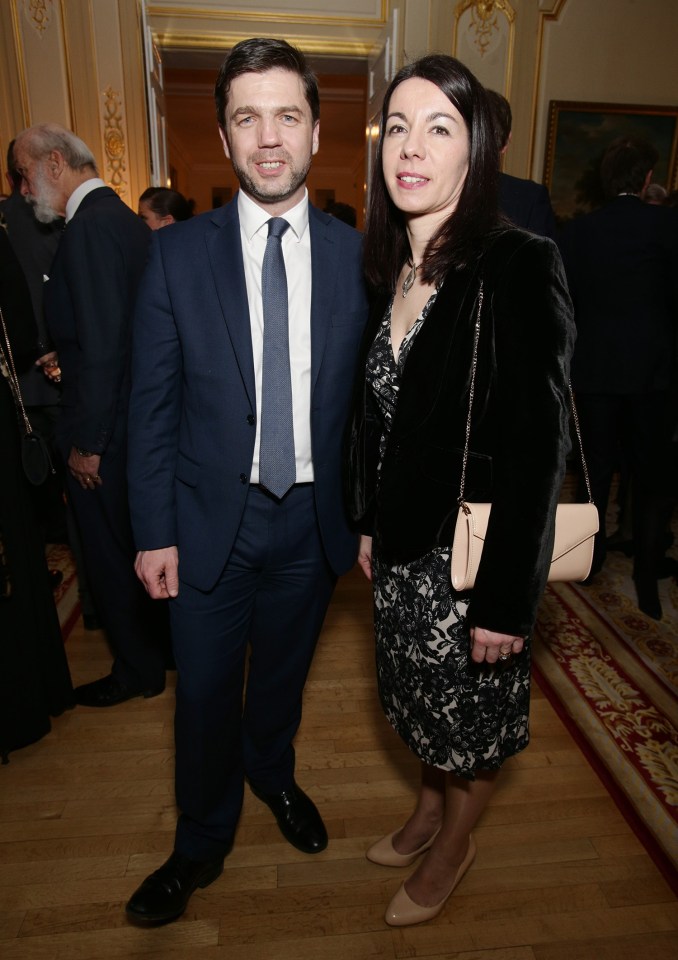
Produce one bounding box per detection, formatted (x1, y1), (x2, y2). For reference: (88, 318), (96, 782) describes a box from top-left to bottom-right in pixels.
(367, 295), (531, 779)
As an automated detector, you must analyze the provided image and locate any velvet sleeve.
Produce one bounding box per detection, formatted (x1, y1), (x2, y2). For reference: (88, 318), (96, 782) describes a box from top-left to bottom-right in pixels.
(466, 235), (575, 636)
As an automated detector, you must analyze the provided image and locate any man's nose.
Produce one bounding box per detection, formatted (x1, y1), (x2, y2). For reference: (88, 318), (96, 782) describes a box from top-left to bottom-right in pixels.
(259, 118), (282, 147)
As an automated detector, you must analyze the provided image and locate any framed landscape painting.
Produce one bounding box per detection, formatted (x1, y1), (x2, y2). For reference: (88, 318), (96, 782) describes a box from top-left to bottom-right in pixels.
(542, 100), (678, 224)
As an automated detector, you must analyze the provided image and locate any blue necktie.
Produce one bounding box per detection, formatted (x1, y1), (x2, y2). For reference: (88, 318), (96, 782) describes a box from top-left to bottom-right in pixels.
(259, 217), (296, 499)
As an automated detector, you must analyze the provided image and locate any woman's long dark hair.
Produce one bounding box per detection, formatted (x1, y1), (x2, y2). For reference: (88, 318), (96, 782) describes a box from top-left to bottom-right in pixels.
(363, 55), (499, 292)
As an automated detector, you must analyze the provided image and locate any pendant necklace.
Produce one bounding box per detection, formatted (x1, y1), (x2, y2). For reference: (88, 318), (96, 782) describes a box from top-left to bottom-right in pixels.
(401, 258), (417, 298)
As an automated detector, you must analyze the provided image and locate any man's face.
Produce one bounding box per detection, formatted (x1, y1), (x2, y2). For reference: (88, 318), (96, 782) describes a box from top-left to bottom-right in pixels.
(219, 67), (319, 214)
(13, 142), (64, 223)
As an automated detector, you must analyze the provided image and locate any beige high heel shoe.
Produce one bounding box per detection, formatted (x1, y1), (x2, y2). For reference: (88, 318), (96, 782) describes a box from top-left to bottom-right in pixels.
(366, 827), (441, 867)
(384, 834), (477, 926)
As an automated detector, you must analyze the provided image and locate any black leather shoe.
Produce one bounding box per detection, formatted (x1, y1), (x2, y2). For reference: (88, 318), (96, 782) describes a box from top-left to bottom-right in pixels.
(74, 674), (164, 707)
(126, 851), (224, 925)
(250, 780), (328, 854)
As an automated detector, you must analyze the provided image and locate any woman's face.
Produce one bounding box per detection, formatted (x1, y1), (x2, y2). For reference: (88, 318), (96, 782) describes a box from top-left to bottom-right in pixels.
(381, 77), (470, 230)
(138, 200), (174, 230)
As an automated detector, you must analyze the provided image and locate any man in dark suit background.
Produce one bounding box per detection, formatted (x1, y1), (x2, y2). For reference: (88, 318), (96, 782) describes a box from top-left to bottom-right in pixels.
(559, 137), (678, 619)
(486, 89), (557, 239)
(125, 39), (369, 925)
(12, 124), (168, 702)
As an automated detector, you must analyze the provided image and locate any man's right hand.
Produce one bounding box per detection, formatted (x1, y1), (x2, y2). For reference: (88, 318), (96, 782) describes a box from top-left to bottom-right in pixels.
(135, 547), (179, 599)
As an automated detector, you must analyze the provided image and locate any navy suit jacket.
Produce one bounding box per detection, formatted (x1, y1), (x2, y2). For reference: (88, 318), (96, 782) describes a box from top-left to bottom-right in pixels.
(127, 197), (369, 592)
(559, 195), (678, 394)
(45, 185), (151, 454)
(499, 172), (557, 240)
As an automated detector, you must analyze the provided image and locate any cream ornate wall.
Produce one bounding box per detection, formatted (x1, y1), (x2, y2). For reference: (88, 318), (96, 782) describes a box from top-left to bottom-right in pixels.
(0, 0), (149, 207)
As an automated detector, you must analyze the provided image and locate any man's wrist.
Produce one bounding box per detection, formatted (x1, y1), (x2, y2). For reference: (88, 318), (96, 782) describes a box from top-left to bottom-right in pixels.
(75, 446), (97, 457)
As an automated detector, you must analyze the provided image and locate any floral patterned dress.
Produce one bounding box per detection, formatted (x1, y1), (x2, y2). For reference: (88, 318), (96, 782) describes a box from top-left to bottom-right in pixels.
(367, 295), (531, 778)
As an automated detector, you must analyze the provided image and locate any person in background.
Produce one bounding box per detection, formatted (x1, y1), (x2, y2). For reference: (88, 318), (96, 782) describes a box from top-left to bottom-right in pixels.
(0, 226), (74, 762)
(486, 89), (557, 239)
(13, 123), (169, 704)
(345, 54), (573, 927)
(1, 140), (65, 547)
(138, 187), (194, 229)
(644, 182), (667, 205)
(125, 38), (368, 926)
(324, 199), (357, 227)
(559, 137), (678, 619)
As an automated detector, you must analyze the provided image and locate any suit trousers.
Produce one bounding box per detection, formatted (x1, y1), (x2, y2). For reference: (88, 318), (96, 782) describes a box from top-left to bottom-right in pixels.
(170, 483), (337, 861)
(576, 391), (673, 580)
(61, 439), (168, 691)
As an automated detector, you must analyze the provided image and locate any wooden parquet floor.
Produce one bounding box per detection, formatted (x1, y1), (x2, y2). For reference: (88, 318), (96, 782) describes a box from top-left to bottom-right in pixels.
(1, 566), (677, 959)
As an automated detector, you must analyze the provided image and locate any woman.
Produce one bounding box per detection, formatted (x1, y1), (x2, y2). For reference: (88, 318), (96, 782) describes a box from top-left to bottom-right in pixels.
(345, 56), (574, 926)
(138, 187), (193, 230)
(0, 228), (74, 761)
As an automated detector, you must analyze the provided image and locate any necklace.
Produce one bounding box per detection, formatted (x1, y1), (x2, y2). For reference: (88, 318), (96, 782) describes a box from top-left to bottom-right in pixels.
(401, 258), (417, 298)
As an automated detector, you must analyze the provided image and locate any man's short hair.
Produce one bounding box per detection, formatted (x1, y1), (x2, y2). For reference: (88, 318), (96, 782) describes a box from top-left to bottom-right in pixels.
(214, 37), (320, 130)
(600, 137), (659, 199)
(15, 123), (97, 174)
(485, 89), (512, 154)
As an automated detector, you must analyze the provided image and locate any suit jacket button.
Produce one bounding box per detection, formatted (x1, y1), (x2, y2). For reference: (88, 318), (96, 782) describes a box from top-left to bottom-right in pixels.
(246, 414), (255, 425)
(239, 473), (248, 484)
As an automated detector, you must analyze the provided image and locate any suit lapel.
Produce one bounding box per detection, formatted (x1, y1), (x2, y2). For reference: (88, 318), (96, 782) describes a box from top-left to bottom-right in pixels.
(205, 200), (256, 408)
(308, 205), (335, 392)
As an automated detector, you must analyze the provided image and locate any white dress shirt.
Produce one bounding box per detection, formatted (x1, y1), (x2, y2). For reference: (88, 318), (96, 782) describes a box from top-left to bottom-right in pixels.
(238, 189), (314, 484)
(65, 178), (106, 222)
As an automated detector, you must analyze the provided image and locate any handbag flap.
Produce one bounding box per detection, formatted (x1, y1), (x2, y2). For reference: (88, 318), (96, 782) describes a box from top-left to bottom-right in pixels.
(551, 502), (599, 561)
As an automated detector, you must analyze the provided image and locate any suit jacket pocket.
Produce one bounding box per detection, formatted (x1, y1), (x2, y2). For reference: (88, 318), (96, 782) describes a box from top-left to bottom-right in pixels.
(175, 451), (200, 488)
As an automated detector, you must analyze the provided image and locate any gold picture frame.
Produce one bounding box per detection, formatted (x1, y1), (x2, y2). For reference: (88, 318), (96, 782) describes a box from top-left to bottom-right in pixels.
(542, 100), (678, 224)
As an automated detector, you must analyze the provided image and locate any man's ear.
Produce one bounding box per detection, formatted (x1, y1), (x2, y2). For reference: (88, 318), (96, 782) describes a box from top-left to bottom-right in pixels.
(48, 150), (66, 180)
(640, 168), (653, 198)
(218, 125), (231, 160)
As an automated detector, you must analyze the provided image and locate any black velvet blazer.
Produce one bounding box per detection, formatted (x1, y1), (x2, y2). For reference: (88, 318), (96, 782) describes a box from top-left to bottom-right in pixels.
(345, 227), (575, 637)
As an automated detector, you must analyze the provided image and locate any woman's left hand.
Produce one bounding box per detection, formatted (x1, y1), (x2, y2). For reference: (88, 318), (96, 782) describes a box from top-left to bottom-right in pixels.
(470, 626), (525, 664)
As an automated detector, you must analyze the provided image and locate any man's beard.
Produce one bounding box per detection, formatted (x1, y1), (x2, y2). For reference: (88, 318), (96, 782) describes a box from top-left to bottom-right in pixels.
(230, 150), (312, 206)
(27, 167), (61, 223)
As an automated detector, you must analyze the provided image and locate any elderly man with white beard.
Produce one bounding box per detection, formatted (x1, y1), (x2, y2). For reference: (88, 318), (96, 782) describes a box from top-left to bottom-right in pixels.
(13, 123), (169, 706)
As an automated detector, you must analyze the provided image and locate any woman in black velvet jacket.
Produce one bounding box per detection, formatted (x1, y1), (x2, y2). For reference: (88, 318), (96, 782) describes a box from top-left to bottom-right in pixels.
(345, 56), (574, 926)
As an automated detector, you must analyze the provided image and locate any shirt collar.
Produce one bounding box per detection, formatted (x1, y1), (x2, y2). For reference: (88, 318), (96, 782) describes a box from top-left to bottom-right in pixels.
(237, 188), (309, 243)
(65, 178), (106, 222)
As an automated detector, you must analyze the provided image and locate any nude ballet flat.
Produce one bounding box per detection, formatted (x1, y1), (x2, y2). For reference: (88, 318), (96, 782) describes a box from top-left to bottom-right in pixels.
(366, 827), (441, 867)
(384, 834), (477, 926)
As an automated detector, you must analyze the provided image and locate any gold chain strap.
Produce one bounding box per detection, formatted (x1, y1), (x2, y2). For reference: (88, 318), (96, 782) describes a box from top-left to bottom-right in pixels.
(0, 306), (34, 435)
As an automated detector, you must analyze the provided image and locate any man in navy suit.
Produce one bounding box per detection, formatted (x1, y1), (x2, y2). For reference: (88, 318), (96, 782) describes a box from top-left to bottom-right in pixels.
(12, 124), (168, 704)
(486, 90), (557, 239)
(125, 39), (369, 925)
(560, 137), (678, 619)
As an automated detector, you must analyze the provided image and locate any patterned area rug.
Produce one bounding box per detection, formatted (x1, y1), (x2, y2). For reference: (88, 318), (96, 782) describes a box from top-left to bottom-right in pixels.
(48, 542), (80, 636)
(533, 545), (678, 887)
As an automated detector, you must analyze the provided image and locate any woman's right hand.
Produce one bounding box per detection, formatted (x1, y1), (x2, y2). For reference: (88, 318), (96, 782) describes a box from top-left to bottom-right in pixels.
(358, 534), (373, 581)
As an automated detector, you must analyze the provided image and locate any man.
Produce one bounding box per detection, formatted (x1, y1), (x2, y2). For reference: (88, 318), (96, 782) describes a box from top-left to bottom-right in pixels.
(125, 39), (369, 925)
(559, 137), (678, 619)
(12, 124), (168, 702)
(486, 89), (557, 239)
(1, 141), (64, 546)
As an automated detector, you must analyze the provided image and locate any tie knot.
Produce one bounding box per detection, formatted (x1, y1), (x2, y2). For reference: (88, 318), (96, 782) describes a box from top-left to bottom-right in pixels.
(267, 217), (290, 240)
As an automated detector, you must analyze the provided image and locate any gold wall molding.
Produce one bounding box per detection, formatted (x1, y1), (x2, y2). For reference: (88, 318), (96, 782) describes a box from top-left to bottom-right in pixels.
(147, 2), (387, 29)
(22, 0), (54, 34)
(454, 0), (515, 58)
(155, 31), (374, 58)
(528, 0), (569, 176)
(102, 85), (127, 196)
